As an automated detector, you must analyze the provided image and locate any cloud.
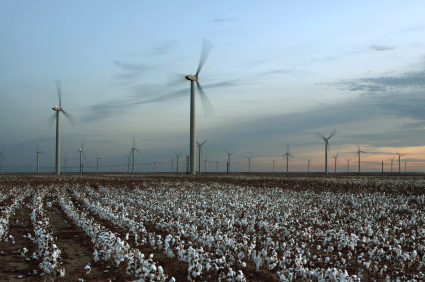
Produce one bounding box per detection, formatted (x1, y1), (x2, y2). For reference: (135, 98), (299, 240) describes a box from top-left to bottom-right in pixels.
(370, 45), (395, 51)
(153, 40), (178, 55)
(212, 18), (234, 23)
(259, 69), (297, 76)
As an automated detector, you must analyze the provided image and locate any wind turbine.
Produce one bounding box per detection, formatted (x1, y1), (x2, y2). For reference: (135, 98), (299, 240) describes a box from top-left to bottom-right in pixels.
(153, 161), (158, 173)
(355, 143), (367, 174)
(170, 157), (176, 173)
(246, 156), (253, 173)
(0, 147), (3, 174)
(64, 153), (68, 173)
(215, 160), (219, 173)
(332, 153), (339, 173)
(389, 156), (396, 173)
(127, 152), (132, 174)
(346, 158), (352, 173)
(315, 129), (337, 175)
(77, 141), (84, 174)
(404, 160), (408, 173)
(282, 145), (294, 174)
(35, 144), (43, 174)
(203, 154), (208, 173)
(197, 138), (208, 174)
(175, 152), (182, 173)
(272, 159), (277, 173)
(47, 79), (75, 175)
(131, 138), (140, 175)
(306, 159), (312, 173)
(167, 38), (215, 175)
(396, 152), (405, 173)
(225, 149), (235, 173)
(96, 153), (101, 173)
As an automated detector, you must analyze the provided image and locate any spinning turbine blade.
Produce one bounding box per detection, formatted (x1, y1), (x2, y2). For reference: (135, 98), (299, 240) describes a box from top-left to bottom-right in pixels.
(47, 113), (56, 128)
(315, 132), (326, 140)
(167, 71), (187, 86)
(55, 79), (62, 107)
(328, 129), (337, 139)
(61, 109), (75, 125)
(196, 81), (214, 117)
(196, 38), (213, 76)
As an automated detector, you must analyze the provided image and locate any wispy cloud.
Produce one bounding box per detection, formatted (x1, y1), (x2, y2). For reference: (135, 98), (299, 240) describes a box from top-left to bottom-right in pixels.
(259, 69), (297, 76)
(153, 40), (178, 55)
(212, 18), (234, 23)
(370, 45), (395, 51)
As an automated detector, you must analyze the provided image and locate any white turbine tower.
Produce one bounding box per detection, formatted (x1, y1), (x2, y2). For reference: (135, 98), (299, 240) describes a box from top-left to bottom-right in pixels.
(346, 158), (352, 173)
(306, 158), (312, 173)
(96, 153), (101, 173)
(355, 143), (367, 174)
(389, 156), (396, 173)
(282, 145), (294, 174)
(174, 152), (182, 173)
(396, 152), (405, 173)
(225, 149), (235, 173)
(167, 38), (215, 175)
(197, 138), (208, 174)
(47, 79), (75, 175)
(272, 159), (277, 173)
(246, 156), (253, 173)
(316, 129), (337, 175)
(0, 147), (4, 174)
(131, 138), (140, 175)
(332, 153), (339, 173)
(77, 141), (84, 174)
(36, 144), (43, 174)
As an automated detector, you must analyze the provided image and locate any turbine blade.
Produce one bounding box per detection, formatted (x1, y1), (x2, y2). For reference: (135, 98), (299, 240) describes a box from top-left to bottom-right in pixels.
(166, 71), (187, 86)
(133, 137), (135, 148)
(202, 138), (208, 145)
(196, 38), (213, 76)
(315, 132), (326, 139)
(47, 113), (57, 129)
(328, 129), (337, 139)
(55, 79), (61, 107)
(135, 148), (140, 154)
(81, 141), (84, 150)
(61, 109), (75, 125)
(196, 81), (214, 117)
(36, 144), (39, 152)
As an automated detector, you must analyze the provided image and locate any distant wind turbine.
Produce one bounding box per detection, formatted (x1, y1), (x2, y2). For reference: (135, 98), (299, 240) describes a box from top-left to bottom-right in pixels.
(96, 153), (101, 173)
(153, 161), (158, 173)
(282, 145), (294, 174)
(127, 152), (132, 174)
(0, 147), (3, 174)
(404, 160), (408, 173)
(389, 156), (396, 173)
(175, 152), (182, 173)
(246, 156), (253, 173)
(355, 143), (367, 174)
(131, 138), (140, 175)
(77, 141), (85, 174)
(306, 158), (312, 173)
(167, 38), (215, 175)
(396, 152), (405, 173)
(225, 149), (235, 173)
(170, 157), (176, 173)
(332, 153), (339, 173)
(346, 158), (352, 173)
(203, 154), (208, 173)
(315, 129), (337, 175)
(47, 79), (75, 175)
(64, 153), (68, 173)
(35, 144), (44, 174)
(197, 138), (208, 174)
(272, 159), (277, 173)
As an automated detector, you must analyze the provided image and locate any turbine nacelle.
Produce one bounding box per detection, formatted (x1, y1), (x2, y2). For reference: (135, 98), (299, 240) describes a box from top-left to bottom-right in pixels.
(185, 75), (198, 81)
(52, 106), (61, 111)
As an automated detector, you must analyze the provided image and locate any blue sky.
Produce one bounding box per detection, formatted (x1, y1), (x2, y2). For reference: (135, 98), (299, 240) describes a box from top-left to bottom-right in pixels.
(1, 0), (425, 173)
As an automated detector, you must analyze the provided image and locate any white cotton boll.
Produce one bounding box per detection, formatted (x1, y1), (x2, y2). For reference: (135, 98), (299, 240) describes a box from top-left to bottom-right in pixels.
(242, 262), (246, 267)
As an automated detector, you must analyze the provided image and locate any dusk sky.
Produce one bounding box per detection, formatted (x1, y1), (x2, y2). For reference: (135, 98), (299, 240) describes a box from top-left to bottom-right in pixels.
(1, 0), (425, 173)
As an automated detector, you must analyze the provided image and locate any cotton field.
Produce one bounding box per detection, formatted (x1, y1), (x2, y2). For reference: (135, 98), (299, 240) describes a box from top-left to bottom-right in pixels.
(0, 174), (424, 282)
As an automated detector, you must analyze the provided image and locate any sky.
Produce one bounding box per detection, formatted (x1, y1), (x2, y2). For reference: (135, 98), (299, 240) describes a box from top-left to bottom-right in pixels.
(1, 0), (425, 173)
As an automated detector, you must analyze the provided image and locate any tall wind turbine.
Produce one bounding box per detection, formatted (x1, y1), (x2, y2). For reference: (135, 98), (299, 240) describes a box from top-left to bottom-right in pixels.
(175, 152), (182, 173)
(332, 153), (339, 173)
(316, 129), (337, 175)
(36, 144), (43, 174)
(246, 156), (253, 173)
(47, 79), (75, 175)
(64, 153), (68, 173)
(197, 138), (208, 174)
(272, 159), (277, 173)
(389, 157), (396, 173)
(282, 145), (294, 174)
(131, 138), (140, 175)
(306, 159), (312, 173)
(167, 38), (215, 175)
(96, 153), (101, 173)
(77, 141), (84, 174)
(396, 152), (405, 173)
(346, 158), (352, 173)
(225, 149), (235, 173)
(0, 147), (4, 174)
(355, 143), (367, 174)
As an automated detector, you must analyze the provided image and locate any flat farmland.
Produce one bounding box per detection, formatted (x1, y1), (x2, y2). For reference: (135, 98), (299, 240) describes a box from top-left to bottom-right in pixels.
(0, 174), (424, 282)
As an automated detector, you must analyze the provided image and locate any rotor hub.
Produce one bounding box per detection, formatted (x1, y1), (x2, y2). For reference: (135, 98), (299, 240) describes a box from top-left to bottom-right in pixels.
(185, 75), (198, 81)
(52, 106), (61, 111)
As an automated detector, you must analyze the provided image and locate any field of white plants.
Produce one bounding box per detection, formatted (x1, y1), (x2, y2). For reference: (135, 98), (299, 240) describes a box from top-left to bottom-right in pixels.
(0, 174), (424, 282)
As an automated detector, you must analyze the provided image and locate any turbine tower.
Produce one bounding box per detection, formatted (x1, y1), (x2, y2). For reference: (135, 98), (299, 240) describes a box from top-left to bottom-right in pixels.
(332, 153), (339, 173)
(246, 156), (253, 173)
(355, 143), (367, 174)
(272, 159), (277, 173)
(315, 129), (337, 175)
(170, 157), (176, 173)
(47, 79), (75, 175)
(306, 158), (312, 173)
(203, 154), (208, 173)
(282, 145), (294, 174)
(131, 138), (140, 175)
(346, 158), (352, 173)
(225, 149), (235, 173)
(174, 152), (182, 173)
(64, 153), (68, 173)
(0, 147), (4, 174)
(167, 38), (215, 175)
(77, 141), (84, 174)
(36, 144), (43, 174)
(396, 152), (405, 173)
(197, 138), (208, 174)
(404, 160), (408, 173)
(96, 153), (101, 173)
(389, 157), (396, 173)
(127, 152), (132, 174)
